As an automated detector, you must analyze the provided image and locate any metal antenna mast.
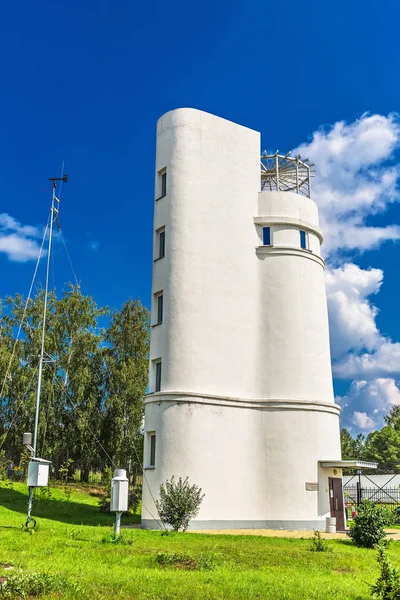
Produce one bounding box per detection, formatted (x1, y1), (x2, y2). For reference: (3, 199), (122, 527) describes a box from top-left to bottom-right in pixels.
(25, 174), (68, 527)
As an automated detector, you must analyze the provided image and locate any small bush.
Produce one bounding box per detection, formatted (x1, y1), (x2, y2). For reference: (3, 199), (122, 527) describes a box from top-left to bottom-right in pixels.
(0, 451), (7, 481)
(155, 476), (205, 532)
(38, 486), (52, 501)
(0, 569), (82, 597)
(155, 551), (216, 571)
(310, 530), (332, 553)
(348, 500), (387, 548)
(371, 541), (400, 599)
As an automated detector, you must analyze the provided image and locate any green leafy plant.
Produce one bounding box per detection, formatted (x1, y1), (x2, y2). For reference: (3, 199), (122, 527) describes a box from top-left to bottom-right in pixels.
(155, 476), (205, 532)
(347, 500), (387, 548)
(155, 551), (216, 571)
(101, 533), (133, 545)
(0, 451), (7, 480)
(310, 530), (333, 553)
(0, 569), (82, 597)
(58, 458), (74, 501)
(39, 486), (52, 501)
(371, 541), (400, 599)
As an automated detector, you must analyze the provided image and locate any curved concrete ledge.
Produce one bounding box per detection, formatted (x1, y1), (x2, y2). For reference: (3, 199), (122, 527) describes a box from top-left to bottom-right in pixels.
(254, 215), (323, 242)
(144, 391), (341, 416)
(141, 519), (327, 531)
(255, 245), (325, 268)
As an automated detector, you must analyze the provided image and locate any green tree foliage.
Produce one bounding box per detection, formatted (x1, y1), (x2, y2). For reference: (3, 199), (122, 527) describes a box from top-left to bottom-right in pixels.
(102, 300), (149, 479)
(156, 476), (205, 532)
(361, 406), (400, 472)
(347, 500), (387, 548)
(341, 428), (366, 460)
(0, 287), (149, 479)
(365, 427), (400, 470)
(341, 405), (400, 472)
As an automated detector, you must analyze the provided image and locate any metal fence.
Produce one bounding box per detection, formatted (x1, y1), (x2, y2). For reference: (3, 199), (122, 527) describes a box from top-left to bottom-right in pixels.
(344, 486), (400, 505)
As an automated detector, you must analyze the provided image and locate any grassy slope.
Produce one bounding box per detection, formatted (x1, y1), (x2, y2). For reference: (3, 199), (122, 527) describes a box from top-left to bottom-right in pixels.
(0, 482), (396, 599)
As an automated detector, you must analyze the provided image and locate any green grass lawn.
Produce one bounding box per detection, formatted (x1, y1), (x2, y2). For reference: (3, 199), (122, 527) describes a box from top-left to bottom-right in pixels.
(0, 481), (397, 599)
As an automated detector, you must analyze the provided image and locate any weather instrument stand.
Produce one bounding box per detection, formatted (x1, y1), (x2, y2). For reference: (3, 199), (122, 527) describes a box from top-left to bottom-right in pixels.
(24, 174), (68, 528)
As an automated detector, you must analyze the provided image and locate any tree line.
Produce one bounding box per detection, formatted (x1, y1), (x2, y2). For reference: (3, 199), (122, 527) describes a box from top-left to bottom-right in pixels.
(0, 286), (149, 481)
(341, 406), (400, 472)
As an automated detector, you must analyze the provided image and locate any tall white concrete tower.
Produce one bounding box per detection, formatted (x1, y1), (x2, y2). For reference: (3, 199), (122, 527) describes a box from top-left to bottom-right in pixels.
(142, 108), (345, 530)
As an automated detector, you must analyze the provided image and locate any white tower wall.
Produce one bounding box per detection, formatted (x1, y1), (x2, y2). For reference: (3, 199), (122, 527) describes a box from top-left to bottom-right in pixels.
(142, 108), (341, 530)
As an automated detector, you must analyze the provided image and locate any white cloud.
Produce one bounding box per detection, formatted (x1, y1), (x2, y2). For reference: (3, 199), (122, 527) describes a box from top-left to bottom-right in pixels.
(326, 263), (383, 361)
(293, 113), (400, 430)
(0, 213), (43, 262)
(294, 113), (400, 257)
(352, 411), (376, 431)
(335, 342), (400, 379)
(337, 378), (400, 431)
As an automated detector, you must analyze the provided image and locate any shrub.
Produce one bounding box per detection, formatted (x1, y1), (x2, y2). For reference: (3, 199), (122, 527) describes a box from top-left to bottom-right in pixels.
(155, 476), (205, 532)
(0, 569), (82, 597)
(371, 541), (400, 599)
(347, 500), (387, 548)
(379, 506), (397, 527)
(310, 530), (332, 553)
(0, 451), (7, 480)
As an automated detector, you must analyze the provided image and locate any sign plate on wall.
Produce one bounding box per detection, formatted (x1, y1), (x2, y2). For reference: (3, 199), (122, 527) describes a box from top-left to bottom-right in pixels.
(305, 482), (319, 491)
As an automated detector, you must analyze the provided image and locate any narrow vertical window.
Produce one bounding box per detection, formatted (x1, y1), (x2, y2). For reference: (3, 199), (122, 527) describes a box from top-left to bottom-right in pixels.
(300, 230), (307, 249)
(159, 229), (165, 258)
(263, 226), (271, 246)
(161, 171), (167, 197)
(157, 293), (163, 324)
(150, 433), (156, 467)
(155, 360), (162, 392)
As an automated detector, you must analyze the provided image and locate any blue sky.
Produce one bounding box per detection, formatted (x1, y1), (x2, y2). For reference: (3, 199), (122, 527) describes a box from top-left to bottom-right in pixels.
(1, 0), (400, 433)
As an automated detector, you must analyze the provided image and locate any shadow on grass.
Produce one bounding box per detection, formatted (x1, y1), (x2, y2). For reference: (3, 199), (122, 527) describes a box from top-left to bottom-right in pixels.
(0, 486), (140, 527)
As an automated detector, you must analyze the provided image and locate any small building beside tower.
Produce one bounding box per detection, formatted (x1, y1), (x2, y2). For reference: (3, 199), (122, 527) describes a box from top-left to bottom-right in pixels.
(141, 108), (375, 531)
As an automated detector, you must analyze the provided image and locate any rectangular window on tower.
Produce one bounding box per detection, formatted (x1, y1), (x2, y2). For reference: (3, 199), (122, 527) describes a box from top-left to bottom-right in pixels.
(155, 227), (165, 259)
(157, 292), (163, 324)
(156, 168), (167, 200)
(155, 359), (162, 392)
(300, 230), (308, 250)
(161, 171), (167, 197)
(149, 433), (156, 467)
(263, 226), (271, 246)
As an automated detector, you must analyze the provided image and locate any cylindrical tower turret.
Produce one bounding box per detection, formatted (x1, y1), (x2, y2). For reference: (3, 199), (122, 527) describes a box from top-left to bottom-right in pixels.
(142, 109), (341, 531)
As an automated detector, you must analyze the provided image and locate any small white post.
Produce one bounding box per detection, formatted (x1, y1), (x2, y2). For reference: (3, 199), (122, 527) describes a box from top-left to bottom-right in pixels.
(110, 468), (128, 538)
(115, 511), (122, 536)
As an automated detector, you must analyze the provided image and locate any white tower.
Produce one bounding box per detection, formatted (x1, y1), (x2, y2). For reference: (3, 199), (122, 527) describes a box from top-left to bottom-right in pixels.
(142, 108), (344, 530)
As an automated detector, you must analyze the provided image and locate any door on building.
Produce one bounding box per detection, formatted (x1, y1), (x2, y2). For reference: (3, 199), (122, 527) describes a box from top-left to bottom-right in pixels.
(329, 477), (345, 531)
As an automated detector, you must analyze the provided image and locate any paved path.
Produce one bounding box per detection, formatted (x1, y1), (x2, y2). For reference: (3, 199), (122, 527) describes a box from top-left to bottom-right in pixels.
(190, 528), (400, 540)
(124, 525), (400, 539)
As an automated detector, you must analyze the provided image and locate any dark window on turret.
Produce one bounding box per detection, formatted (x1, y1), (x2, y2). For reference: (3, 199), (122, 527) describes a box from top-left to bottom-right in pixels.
(263, 227), (271, 246)
(155, 360), (162, 392)
(157, 293), (163, 324)
(300, 230), (307, 249)
(150, 433), (156, 467)
(161, 172), (167, 197)
(159, 229), (165, 258)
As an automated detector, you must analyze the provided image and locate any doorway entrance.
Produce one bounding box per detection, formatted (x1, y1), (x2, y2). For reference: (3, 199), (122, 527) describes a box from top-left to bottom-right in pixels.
(328, 477), (345, 531)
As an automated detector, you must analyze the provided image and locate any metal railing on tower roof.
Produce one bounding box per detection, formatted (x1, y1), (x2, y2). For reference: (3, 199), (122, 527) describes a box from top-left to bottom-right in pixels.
(260, 152), (315, 198)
